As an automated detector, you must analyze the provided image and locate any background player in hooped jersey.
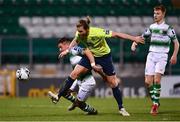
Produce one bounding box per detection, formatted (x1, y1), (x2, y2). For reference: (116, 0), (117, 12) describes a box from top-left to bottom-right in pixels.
(131, 5), (179, 115)
(54, 17), (144, 116)
(48, 37), (101, 115)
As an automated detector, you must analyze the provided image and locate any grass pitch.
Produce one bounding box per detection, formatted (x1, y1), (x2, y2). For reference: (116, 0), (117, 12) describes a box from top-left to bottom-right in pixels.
(0, 97), (180, 121)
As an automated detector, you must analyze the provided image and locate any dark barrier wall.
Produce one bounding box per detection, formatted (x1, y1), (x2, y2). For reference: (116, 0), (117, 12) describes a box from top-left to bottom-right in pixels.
(18, 77), (147, 98)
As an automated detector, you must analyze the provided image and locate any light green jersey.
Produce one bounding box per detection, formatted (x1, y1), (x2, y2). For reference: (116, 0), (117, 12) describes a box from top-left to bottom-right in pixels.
(75, 27), (112, 57)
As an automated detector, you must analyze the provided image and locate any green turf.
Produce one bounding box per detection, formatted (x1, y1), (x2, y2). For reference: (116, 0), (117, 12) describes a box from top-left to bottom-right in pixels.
(0, 97), (180, 121)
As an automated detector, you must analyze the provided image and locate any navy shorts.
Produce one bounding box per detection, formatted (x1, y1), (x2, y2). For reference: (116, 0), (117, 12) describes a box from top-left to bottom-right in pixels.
(78, 53), (116, 76)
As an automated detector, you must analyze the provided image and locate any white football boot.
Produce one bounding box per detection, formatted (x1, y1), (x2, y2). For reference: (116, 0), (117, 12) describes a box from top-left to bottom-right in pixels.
(48, 91), (59, 104)
(119, 108), (130, 116)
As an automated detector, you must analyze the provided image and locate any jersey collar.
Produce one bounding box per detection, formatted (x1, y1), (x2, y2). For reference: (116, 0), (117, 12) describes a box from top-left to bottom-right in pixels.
(156, 21), (165, 26)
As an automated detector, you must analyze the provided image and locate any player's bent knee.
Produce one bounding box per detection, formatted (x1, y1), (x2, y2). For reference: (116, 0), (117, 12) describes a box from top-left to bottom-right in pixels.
(108, 81), (118, 88)
(145, 75), (154, 85)
(70, 71), (80, 79)
(145, 80), (150, 85)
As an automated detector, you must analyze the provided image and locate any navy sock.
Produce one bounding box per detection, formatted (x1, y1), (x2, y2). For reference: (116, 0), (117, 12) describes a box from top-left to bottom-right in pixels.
(58, 76), (75, 98)
(112, 86), (123, 109)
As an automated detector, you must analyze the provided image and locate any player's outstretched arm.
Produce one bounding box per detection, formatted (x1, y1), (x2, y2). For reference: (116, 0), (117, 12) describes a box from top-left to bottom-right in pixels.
(170, 40), (179, 65)
(112, 31), (144, 44)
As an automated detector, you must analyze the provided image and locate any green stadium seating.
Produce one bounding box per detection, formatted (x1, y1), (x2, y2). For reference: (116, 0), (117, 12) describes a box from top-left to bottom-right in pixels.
(107, 38), (121, 62)
(0, 0), (177, 17)
(32, 38), (58, 63)
(0, 0), (179, 74)
(2, 38), (29, 53)
(1, 38), (29, 64)
(0, 26), (27, 35)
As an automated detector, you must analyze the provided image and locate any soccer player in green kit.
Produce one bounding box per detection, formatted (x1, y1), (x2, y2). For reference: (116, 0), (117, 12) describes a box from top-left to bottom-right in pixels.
(49, 17), (144, 116)
(49, 37), (98, 115)
(131, 5), (179, 115)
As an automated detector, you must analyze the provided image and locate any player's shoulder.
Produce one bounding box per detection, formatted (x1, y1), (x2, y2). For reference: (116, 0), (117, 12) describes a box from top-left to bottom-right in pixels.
(90, 27), (103, 31)
(164, 22), (174, 29)
(163, 22), (172, 28)
(89, 27), (104, 36)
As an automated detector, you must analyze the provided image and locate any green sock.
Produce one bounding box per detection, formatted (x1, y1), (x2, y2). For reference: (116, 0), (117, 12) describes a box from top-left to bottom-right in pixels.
(152, 83), (161, 105)
(64, 93), (76, 103)
(79, 102), (97, 113)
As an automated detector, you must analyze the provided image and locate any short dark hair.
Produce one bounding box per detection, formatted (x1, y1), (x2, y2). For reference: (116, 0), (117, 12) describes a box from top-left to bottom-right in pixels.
(154, 5), (166, 13)
(58, 37), (71, 44)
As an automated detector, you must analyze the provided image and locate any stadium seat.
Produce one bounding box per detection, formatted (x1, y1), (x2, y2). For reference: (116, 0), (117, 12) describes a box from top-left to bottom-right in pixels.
(44, 17), (56, 26)
(53, 25), (67, 38)
(65, 25), (76, 37)
(166, 16), (179, 25)
(19, 17), (32, 27)
(129, 16), (142, 25)
(107, 38), (121, 62)
(93, 17), (106, 26)
(26, 26), (42, 38)
(119, 25), (131, 33)
(31, 17), (44, 26)
(68, 17), (80, 25)
(56, 17), (68, 25)
(142, 16), (153, 26)
(0, 26), (27, 35)
(105, 16), (118, 25)
(40, 26), (55, 38)
(117, 16), (130, 25)
(128, 25), (144, 35)
(32, 38), (58, 63)
(1, 38), (29, 64)
(0, 0), (180, 75)
(2, 38), (29, 53)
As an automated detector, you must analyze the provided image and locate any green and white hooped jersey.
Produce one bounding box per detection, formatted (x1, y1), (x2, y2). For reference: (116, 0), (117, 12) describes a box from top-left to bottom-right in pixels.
(144, 21), (177, 53)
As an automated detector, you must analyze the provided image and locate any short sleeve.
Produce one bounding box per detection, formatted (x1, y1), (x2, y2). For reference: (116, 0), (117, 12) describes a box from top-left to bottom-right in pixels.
(167, 26), (177, 42)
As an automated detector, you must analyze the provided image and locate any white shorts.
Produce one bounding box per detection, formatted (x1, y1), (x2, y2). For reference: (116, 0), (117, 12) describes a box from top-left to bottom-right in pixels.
(70, 75), (96, 101)
(145, 52), (168, 75)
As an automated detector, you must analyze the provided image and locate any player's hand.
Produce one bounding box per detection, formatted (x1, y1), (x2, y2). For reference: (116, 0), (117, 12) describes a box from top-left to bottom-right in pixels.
(134, 36), (144, 44)
(131, 42), (138, 51)
(170, 55), (177, 65)
(59, 49), (69, 58)
(92, 64), (103, 73)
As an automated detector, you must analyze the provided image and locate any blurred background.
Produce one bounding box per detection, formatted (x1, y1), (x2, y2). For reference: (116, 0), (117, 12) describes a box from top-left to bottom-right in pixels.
(0, 0), (180, 98)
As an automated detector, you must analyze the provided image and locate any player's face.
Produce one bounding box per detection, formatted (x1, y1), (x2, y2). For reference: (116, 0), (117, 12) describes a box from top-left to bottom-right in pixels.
(77, 26), (88, 37)
(58, 42), (69, 52)
(154, 10), (164, 23)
